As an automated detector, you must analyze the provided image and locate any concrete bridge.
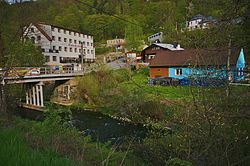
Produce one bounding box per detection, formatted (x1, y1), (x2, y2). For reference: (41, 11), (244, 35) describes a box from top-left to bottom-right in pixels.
(1, 66), (84, 108)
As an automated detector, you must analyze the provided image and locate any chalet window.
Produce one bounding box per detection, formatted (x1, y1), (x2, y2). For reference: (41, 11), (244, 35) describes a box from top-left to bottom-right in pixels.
(52, 36), (55, 41)
(59, 46), (62, 51)
(31, 36), (35, 44)
(64, 38), (67, 42)
(148, 55), (155, 59)
(30, 28), (35, 33)
(175, 69), (182, 76)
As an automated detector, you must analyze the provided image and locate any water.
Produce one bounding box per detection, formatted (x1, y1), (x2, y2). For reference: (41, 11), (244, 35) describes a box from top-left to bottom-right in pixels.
(15, 108), (148, 143)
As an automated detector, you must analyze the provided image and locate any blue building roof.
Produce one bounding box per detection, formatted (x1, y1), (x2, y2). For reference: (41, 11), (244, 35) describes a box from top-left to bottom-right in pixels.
(236, 48), (245, 68)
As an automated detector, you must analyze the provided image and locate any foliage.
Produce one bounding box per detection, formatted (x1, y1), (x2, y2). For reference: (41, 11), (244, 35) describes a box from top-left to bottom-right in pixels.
(0, 128), (79, 166)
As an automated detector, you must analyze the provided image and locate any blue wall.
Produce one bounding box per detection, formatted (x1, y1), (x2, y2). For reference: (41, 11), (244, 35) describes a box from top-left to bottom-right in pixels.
(168, 66), (230, 79)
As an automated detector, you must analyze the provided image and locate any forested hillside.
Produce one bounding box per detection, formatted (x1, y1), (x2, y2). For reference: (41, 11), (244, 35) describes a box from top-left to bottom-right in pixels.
(1, 0), (250, 52)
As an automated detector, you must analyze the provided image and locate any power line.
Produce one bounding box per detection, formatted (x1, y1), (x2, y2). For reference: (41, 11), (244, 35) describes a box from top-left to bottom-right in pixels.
(74, 0), (145, 29)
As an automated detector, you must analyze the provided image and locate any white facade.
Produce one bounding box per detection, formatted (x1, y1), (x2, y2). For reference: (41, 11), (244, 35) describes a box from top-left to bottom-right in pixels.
(186, 14), (216, 31)
(23, 23), (95, 68)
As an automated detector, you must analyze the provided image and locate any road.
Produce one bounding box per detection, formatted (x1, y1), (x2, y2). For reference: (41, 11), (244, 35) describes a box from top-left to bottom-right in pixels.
(106, 58), (127, 70)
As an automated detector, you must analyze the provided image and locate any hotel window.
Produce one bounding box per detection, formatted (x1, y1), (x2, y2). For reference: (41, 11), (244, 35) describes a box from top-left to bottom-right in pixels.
(52, 36), (55, 41)
(70, 47), (72, 52)
(175, 69), (182, 76)
(64, 30), (67, 34)
(53, 56), (57, 61)
(69, 31), (72, 35)
(79, 41), (81, 44)
(58, 29), (61, 33)
(79, 33), (81, 37)
(74, 32), (77, 36)
(59, 46), (62, 51)
(58, 37), (61, 41)
(75, 48), (77, 52)
(91, 43), (93, 46)
(69, 39), (72, 43)
(82, 41), (85, 45)
(53, 46), (56, 50)
(87, 42), (89, 46)
(79, 48), (82, 53)
(87, 49), (89, 54)
(87, 35), (89, 39)
(64, 38), (67, 42)
(64, 47), (67, 52)
(74, 40), (77, 44)
(91, 50), (93, 54)
(37, 36), (41, 41)
(52, 27), (55, 31)
(30, 28), (35, 33)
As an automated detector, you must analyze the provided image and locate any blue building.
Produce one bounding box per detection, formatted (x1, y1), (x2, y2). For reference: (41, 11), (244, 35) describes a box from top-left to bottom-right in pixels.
(145, 44), (246, 85)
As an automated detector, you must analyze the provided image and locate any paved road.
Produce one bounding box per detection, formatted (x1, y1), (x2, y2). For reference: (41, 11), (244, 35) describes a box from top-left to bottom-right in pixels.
(106, 58), (127, 70)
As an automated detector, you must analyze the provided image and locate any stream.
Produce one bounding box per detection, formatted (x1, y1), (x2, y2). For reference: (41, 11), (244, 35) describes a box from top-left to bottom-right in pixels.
(15, 108), (148, 143)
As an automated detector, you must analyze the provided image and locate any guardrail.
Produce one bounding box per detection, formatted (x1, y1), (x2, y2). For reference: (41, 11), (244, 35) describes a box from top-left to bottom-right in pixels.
(0, 66), (83, 78)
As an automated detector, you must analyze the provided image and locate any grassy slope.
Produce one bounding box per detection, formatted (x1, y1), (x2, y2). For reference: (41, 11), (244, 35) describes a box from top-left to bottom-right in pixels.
(120, 70), (192, 100)
(0, 128), (78, 166)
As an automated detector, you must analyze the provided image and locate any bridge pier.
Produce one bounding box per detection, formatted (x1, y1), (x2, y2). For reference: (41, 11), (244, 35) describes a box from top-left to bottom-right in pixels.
(26, 82), (44, 107)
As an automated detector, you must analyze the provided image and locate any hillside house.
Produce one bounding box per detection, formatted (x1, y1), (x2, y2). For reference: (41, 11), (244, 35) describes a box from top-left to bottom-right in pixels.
(23, 23), (95, 70)
(186, 14), (217, 31)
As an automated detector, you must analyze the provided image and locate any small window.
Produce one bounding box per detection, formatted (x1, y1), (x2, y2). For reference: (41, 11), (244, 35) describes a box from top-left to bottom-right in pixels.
(69, 31), (72, 35)
(87, 35), (89, 39)
(79, 33), (81, 37)
(37, 36), (41, 41)
(64, 38), (67, 42)
(157, 69), (161, 72)
(58, 29), (61, 33)
(52, 36), (55, 41)
(69, 39), (72, 43)
(70, 47), (72, 52)
(31, 36), (35, 44)
(64, 30), (67, 34)
(91, 43), (93, 46)
(84, 49), (86, 53)
(30, 28), (35, 33)
(58, 37), (61, 41)
(74, 40), (77, 44)
(59, 46), (62, 51)
(79, 48), (82, 53)
(75, 48), (77, 52)
(45, 56), (50, 62)
(79, 41), (81, 44)
(64, 47), (67, 52)
(53, 46), (56, 50)
(83, 41), (85, 45)
(74, 32), (77, 36)
(87, 42), (89, 46)
(87, 49), (89, 54)
(175, 69), (182, 76)
(51, 27), (55, 31)
(53, 56), (57, 61)
(91, 50), (93, 54)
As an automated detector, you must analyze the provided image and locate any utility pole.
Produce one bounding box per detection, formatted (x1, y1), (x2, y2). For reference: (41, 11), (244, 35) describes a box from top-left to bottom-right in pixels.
(226, 35), (231, 96)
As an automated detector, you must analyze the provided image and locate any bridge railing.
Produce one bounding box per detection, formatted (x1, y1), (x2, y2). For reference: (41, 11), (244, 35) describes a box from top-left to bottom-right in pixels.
(0, 66), (83, 77)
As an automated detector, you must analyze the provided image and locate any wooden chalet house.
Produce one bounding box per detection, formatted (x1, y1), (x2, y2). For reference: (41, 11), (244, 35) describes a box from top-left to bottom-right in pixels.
(142, 43), (246, 82)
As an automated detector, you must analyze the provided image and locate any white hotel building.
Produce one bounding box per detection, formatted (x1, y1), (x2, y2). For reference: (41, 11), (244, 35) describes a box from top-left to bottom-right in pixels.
(23, 23), (95, 70)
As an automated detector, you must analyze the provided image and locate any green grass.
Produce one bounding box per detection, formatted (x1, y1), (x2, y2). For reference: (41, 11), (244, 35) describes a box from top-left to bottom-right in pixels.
(0, 128), (79, 166)
(120, 71), (192, 100)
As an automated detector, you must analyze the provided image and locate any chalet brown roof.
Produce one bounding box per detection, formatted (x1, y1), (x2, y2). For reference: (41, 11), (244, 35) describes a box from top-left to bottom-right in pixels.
(149, 48), (240, 67)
